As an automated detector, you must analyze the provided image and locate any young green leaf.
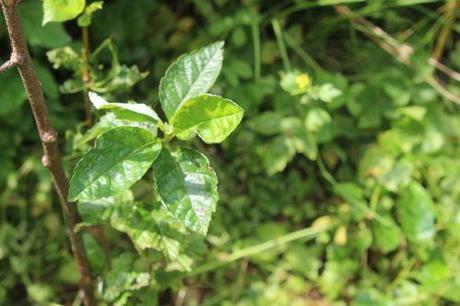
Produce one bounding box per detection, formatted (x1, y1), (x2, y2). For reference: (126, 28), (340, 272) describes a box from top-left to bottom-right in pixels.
(42, 0), (86, 25)
(397, 182), (435, 243)
(68, 127), (161, 201)
(170, 94), (244, 143)
(77, 1), (104, 27)
(159, 41), (224, 119)
(110, 205), (181, 260)
(152, 147), (218, 235)
(89, 92), (161, 123)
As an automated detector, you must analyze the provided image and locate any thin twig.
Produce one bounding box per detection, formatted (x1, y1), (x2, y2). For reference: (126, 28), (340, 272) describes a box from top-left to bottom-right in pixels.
(432, 0), (458, 61)
(0, 1), (96, 305)
(187, 222), (334, 277)
(428, 58), (460, 82)
(0, 56), (18, 72)
(335, 4), (460, 106)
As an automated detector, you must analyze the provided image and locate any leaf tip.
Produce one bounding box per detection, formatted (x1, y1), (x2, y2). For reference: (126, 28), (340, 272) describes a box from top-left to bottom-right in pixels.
(88, 91), (106, 109)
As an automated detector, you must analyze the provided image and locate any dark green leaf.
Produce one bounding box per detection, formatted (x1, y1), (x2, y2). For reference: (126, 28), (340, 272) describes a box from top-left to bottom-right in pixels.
(152, 147), (218, 235)
(69, 127), (161, 201)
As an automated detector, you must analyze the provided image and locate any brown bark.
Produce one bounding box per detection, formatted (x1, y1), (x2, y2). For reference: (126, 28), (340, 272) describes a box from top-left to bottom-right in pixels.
(0, 1), (96, 305)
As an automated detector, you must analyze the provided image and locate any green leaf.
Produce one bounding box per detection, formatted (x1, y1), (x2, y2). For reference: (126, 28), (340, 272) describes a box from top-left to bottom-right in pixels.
(47, 47), (82, 71)
(20, 1), (71, 48)
(75, 113), (157, 149)
(110, 205), (182, 260)
(89, 92), (161, 123)
(305, 107), (331, 132)
(397, 182), (435, 243)
(78, 191), (134, 226)
(159, 41), (224, 119)
(372, 219), (401, 253)
(170, 94), (243, 143)
(42, 0), (86, 25)
(152, 147), (218, 235)
(248, 111), (283, 136)
(0, 70), (27, 116)
(69, 127), (161, 201)
(258, 135), (296, 175)
(77, 1), (103, 27)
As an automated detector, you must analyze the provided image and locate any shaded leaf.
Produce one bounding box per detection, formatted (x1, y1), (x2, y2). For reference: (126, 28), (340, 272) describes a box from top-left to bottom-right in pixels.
(20, 1), (71, 48)
(152, 147), (218, 235)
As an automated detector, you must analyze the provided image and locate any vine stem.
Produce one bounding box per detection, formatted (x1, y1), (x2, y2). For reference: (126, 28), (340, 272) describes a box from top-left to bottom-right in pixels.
(187, 222), (334, 277)
(0, 1), (96, 305)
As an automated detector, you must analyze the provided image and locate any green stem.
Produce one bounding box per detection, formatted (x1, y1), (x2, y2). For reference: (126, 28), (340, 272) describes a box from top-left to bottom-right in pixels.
(187, 222), (334, 276)
(317, 154), (337, 185)
(251, 21), (261, 81)
(271, 19), (291, 71)
(284, 32), (323, 73)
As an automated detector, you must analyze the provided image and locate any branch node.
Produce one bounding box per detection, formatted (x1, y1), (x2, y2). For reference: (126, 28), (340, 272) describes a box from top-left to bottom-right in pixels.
(13, 52), (25, 66)
(41, 155), (51, 168)
(42, 130), (58, 144)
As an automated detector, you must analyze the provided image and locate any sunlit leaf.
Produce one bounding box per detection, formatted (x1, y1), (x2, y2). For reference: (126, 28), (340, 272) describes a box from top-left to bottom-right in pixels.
(397, 182), (435, 243)
(171, 94), (243, 143)
(89, 92), (161, 123)
(159, 41), (224, 119)
(69, 127), (161, 201)
(42, 0), (86, 25)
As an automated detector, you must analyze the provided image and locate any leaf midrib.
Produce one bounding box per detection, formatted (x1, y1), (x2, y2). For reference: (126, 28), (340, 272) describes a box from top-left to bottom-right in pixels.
(173, 108), (243, 131)
(170, 47), (222, 115)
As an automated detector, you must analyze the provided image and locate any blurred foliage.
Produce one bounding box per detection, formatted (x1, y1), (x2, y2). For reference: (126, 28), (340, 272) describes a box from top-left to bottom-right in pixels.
(1, 0), (460, 305)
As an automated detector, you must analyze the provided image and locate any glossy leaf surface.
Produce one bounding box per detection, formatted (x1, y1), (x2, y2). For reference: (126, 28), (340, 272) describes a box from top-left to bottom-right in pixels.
(171, 94), (243, 143)
(69, 127), (161, 201)
(152, 147), (218, 235)
(89, 92), (160, 123)
(397, 182), (435, 243)
(42, 0), (86, 25)
(159, 41), (224, 119)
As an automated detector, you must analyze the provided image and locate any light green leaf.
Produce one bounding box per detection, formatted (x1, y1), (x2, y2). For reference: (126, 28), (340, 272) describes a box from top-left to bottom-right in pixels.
(159, 41), (224, 119)
(77, 191), (134, 226)
(372, 219), (401, 253)
(47, 47), (82, 71)
(397, 182), (435, 243)
(258, 136), (296, 175)
(75, 113), (157, 149)
(152, 147), (218, 235)
(42, 0), (86, 25)
(77, 1), (103, 27)
(248, 111), (283, 136)
(69, 127), (161, 201)
(89, 92), (161, 123)
(171, 94), (243, 143)
(305, 107), (331, 132)
(110, 205), (182, 260)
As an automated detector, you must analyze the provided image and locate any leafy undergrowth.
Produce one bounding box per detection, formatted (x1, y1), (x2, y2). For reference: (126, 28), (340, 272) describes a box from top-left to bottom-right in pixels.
(1, 0), (460, 305)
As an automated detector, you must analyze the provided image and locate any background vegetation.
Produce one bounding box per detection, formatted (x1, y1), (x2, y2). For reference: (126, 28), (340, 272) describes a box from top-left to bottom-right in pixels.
(1, 0), (460, 305)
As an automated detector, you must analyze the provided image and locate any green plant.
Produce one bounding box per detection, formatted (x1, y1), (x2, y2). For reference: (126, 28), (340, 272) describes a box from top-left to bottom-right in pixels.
(69, 41), (244, 236)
